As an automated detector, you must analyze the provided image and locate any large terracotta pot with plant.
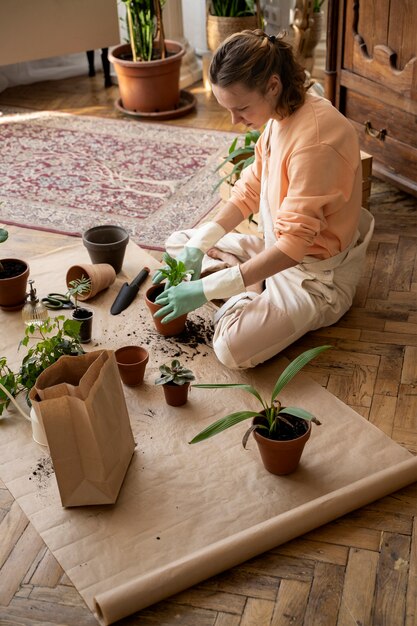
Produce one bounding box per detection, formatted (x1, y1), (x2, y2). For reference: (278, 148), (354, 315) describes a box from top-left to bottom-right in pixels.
(109, 0), (185, 115)
(190, 345), (331, 475)
(0, 228), (29, 311)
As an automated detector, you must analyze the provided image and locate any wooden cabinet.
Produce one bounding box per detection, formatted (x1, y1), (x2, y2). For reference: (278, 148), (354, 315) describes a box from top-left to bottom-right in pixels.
(325, 0), (417, 196)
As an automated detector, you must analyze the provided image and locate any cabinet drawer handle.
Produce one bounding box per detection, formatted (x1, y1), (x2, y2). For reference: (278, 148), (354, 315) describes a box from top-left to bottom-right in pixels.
(364, 120), (386, 141)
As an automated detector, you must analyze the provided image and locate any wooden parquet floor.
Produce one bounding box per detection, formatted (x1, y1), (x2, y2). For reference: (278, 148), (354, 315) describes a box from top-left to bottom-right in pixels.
(0, 71), (416, 626)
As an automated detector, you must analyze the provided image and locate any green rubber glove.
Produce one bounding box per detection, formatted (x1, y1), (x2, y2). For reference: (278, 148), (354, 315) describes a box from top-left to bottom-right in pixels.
(152, 246), (204, 287)
(154, 280), (207, 324)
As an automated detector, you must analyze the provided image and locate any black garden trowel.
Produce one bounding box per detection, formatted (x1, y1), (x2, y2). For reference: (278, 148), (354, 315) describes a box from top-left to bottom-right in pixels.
(110, 267), (150, 315)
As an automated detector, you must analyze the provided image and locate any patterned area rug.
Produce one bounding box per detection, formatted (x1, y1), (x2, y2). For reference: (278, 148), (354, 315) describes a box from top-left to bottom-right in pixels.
(0, 110), (234, 250)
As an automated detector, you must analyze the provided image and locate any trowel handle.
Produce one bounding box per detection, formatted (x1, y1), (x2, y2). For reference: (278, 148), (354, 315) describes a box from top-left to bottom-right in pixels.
(131, 267), (150, 288)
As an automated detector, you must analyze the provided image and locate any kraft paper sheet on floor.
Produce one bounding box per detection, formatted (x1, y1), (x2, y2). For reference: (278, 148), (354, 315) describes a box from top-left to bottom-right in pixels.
(1, 236), (416, 625)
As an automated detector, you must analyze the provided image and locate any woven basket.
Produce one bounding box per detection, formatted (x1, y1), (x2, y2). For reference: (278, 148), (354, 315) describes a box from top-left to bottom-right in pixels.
(207, 14), (259, 52)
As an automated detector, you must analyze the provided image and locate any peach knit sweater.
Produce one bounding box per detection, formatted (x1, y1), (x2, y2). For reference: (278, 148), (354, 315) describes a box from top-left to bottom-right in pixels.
(230, 94), (363, 262)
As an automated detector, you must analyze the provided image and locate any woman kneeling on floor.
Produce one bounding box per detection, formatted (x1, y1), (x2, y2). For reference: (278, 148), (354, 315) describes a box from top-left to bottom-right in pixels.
(152, 29), (374, 370)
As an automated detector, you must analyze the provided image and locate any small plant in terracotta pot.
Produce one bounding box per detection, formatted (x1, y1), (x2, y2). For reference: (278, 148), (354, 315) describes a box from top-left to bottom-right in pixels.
(145, 253), (192, 337)
(0, 226), (30, 311)
(155, 359), (195, 407)
(67, 276), (94, 344)
(190, 345), (331, 475)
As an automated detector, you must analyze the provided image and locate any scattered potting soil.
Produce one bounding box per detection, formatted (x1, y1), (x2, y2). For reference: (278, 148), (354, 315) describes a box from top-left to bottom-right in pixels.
(29, 456), (54, 488)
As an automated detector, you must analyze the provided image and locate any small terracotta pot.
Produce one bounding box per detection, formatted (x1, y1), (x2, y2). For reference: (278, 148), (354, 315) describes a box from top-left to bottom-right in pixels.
(66, 263), (116, 300)
(72, 307), (93, 343)
(0, 258), (30, 311)
(82, 225), (129, 274)
(115, 346), (149, 387)
(252, 414), (311, 475)
(144, 284), (187, 337)
(162, 382), (190, 407)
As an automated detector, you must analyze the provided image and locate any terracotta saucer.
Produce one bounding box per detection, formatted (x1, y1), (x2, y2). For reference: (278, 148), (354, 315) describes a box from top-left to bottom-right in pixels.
(115, 90), (196, 120)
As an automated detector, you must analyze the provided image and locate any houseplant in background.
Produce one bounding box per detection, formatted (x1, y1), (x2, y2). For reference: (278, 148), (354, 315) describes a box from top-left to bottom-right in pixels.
(207, 0), (262, 53)
(145, 252), (192, 336)
(190, 345), (331, 474)
(109, 0), (193, 118)
(0, 226), (30, 312)
(155, 358), (195, 406)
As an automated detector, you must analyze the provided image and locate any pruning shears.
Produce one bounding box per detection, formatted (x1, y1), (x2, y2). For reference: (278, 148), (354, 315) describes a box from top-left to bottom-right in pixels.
(41, 293), (74, 310)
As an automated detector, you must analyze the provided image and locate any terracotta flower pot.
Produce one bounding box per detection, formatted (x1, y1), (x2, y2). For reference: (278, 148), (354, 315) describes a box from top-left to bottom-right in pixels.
(144, 284), (187, 337)
(72, 307), (93, 344)
(82, 225), (129, 274)
(162, 382), (190, 407)
(109, 41), (185, 113)
(252, 413), (312, 475)
(66, 263), (116, 300)
(0, 258), (30, 311)
(115, 346), (149, 387)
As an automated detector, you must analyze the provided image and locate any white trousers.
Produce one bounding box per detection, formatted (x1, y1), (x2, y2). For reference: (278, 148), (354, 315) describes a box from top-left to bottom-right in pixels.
(166, 208), (374, 370)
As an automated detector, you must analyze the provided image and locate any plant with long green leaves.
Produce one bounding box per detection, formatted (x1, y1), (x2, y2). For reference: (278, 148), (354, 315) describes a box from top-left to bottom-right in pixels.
(66, 275), (92, 311)
(214, 129), (261, 193)
(122, 0), (166, 62)
(209, 0), (255, 17)
(189, 345), (331, 446)
(155, 359), (195, 386)
(156, 252), (193, 288)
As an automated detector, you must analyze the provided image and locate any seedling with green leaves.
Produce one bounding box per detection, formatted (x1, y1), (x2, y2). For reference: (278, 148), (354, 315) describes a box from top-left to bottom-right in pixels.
(155, 359), (195, 386)
(189, 345), (331, 446)
(156, 252), (193, 288)
(67, 275), (91, 310)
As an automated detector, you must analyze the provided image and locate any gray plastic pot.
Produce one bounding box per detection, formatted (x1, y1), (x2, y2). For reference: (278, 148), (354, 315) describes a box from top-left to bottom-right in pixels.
(82, 225), (129, 274)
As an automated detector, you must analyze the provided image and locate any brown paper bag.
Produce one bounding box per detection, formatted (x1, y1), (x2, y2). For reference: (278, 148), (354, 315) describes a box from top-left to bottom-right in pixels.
(29, 350), (135, 507)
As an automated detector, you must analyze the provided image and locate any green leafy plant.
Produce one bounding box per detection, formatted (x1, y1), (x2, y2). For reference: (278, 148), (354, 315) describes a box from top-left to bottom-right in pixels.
(19, 317), (85, 395)
(313, 0), (325, 12)
(156, 252), (193, 287)
(209, 0), (256, 17)
(122, 0), (167, 62)
(189, 345), (331, 446)
(214, 129), (261, 193)
(155, 359), (195, 386)
(0, 316), (85, 414)
(0, 357), (19, 416)
(66, 275), (91, 311)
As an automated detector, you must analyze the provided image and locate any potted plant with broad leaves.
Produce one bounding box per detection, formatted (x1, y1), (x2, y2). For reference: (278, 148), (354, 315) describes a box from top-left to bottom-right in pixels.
(189, 345), (331, 475)
(207, 0), (262, 53)
(0, 226), (30, 312)
(109, 0), (190, 118)
(0, 316), (84, 444)
(67, 276), (94, 344)
(145, 252), (193, 336)
(155, 359), (195, 407)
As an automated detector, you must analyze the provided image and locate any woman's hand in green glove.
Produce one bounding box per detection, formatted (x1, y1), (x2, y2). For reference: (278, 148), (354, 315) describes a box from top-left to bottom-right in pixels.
(152, 247), (204, 287)
(154, 280), (207, 324)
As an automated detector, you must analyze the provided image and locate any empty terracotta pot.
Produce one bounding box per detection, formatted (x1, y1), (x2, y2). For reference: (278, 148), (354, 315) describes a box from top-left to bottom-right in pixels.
(82, 225), (129, 274)
(66, 263), (116, 301)
(115, 346), (149, 386)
